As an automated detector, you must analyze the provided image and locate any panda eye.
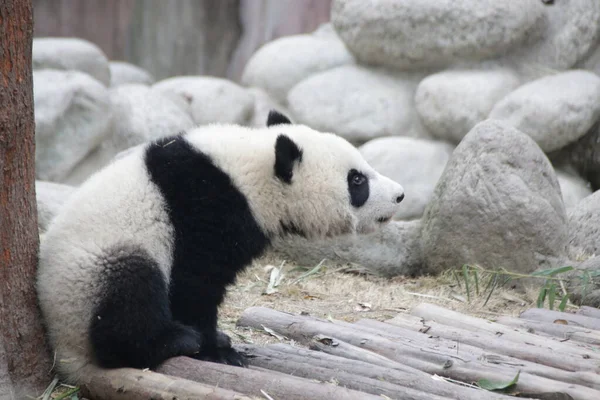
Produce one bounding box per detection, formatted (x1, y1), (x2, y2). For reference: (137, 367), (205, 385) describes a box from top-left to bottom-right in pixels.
(351, 173), (366, 186)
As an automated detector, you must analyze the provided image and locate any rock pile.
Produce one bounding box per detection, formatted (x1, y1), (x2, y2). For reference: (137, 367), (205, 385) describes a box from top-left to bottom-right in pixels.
(34, 0), (600, 306)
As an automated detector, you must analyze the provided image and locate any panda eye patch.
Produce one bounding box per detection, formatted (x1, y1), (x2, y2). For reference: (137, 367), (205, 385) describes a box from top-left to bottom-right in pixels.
(348, 169), (370, 207)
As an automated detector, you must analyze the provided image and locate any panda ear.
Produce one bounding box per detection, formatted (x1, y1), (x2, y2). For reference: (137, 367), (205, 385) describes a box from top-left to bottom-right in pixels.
(274, 134), (302, 184)
(267, 110), (292, 127)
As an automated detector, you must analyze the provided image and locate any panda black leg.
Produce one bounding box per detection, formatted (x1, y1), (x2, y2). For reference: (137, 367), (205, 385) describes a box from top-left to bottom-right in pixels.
(169, 273), (247, 367)
(89, 250), (203, 369)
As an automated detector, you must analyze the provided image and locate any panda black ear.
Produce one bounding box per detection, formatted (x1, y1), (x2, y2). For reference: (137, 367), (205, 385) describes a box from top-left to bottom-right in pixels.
(274, 134), (302, 184)
(267, 110), (292, 127)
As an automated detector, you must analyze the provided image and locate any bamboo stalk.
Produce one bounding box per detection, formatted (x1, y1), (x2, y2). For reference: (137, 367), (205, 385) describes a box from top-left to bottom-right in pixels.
(237, 306), (600, 400)
(156, 356), (383, 400)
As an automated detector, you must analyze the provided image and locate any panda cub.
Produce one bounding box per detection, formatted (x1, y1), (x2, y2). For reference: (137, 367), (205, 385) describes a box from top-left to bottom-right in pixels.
(37, 111), (405, 383)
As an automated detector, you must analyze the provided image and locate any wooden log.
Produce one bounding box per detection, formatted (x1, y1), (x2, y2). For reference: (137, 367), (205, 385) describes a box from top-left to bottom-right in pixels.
(494, 315), (600, 347)
(235, 343), (449, 400)
(78, 367), (250, 400)
(358, 317), (600, 389)
(577, 306), (600, 320)
(157, 356), (383, 400)
(237, 306), (600, 400)
(407, 303), (599, 363)
(238, 343), (518, 400)
(520, 308), (600, 331)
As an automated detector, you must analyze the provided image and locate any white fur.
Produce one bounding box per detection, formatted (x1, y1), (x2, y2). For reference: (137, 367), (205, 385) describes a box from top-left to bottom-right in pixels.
(37, 122), (403, 382)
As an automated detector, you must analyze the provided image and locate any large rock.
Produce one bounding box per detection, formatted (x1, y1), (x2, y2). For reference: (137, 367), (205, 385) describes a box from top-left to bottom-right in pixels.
(241, 32), (354, 104)
(359, 137), (454, 220)
(511, 0), (600, 72)
(556, 170), (592, 211)
(331, 0), (544, 71)
(33, 69), (112, 182)
(568, 190), (600, 257)
(246, 87), (292, 128)
(567, 256), (600, 308)
(62, 84), (196, 185)
(271, 220), (424, 277)
(415, 67), (521, 144)
(33, 37), (111, 86)
(421, 119), (568, 276)
(489, 70), (600, 152)
(36, 181), (75, 233)
(153, 76), (254, 126)
(109, 61), (155, 87)
(551, 124), (600, 191)
(287, 65), (428, 143)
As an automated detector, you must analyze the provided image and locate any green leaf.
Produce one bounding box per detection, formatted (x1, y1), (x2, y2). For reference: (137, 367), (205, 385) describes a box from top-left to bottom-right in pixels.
(537, 286), (547, 308)
(483, 273), (498, 307)
(478, 371), (520, 391)
(558, 294), (569, 312)
(462, 264), (471, 302)
(473, 269), (480, 296)
(548, 283), (556, 310)
(531, 266), (574, 277)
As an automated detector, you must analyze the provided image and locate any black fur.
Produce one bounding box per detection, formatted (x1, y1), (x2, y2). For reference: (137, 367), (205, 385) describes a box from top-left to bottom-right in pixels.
(90, 134), (270, 370)
(348, 169), (370, 207)
(274, 134), (303, 184)
(266, 110), (292, 127)
(90, 247), (201, 369)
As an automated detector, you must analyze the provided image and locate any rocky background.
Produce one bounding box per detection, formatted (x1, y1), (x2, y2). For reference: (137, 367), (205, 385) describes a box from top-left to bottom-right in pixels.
(35, 0), (600, 306)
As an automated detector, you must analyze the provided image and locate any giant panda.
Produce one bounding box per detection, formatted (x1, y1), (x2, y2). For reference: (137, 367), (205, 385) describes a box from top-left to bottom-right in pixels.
(36, 111), (405, 384)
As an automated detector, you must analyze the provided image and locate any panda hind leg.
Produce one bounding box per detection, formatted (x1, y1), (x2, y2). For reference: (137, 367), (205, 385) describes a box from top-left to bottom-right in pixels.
(89, 249), (201, 370)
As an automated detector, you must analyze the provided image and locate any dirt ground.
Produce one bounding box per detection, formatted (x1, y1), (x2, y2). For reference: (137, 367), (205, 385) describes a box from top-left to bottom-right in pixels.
(218, 253), (559, 348)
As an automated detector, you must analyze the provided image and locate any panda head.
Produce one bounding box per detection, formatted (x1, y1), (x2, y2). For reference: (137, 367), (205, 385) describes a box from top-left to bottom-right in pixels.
(265, 110), (405, 238)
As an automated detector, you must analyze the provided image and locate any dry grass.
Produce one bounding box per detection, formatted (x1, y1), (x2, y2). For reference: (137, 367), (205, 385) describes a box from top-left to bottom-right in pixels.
(218, 254), (551, 347)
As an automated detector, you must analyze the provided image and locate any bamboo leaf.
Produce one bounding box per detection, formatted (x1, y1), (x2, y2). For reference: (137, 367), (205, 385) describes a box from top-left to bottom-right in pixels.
(537, 286), (547, 308)
(462, 264), (470, 302)
(558, 294), (569, 312)
(531, 266), (574, 277)
(483, 273), (498, 307)
(548, 282), (556, 310)
(478, 370), (520, 391)
(473, 269), (480, 296)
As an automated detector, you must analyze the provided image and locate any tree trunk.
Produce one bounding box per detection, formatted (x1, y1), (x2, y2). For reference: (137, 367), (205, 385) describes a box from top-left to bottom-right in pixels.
(0, 0), (52, 398)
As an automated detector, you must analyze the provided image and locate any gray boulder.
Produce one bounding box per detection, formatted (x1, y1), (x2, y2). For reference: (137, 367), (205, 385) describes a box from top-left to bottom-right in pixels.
(153, 76), (254, 126)
(62, 84), (196, 185)
(415, 67), (521, 144)
(550, 124), (600, 191)
(512, 0), (600, 72)
(287, 65), (429, 143)
(421, 119), (568, 276)
(359, 137), (454, 220)
(331, 0), (544, 71)
(33, 37), (111, 86)
(241, 32), (354, 104)
(567, 256), (600, 308)
(556, 170), (592, 211)
(109, 61), (155, 87)
(246, 87), (292, 128)
(33, 69), (112, 182)
(36, 181), (75, 233)
(568, 190), (600, 257)
(271, 220), (424, 278)
(489, 70), (600, 152)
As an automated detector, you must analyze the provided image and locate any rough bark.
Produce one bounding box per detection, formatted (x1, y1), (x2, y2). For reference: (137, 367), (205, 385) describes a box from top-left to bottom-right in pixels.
(494, 315), (600, 347)
(387, 303), (600, 368)
(360, 317), (600, 389)
(520, 308), (600, 331)
(237, 306), (600, 400)
(237, 343), (515, 400)
(577, 305), (600, 320)
(0, 0), (52, 398)
(157, 356), (383, 400)
(78, 367), (250, 400)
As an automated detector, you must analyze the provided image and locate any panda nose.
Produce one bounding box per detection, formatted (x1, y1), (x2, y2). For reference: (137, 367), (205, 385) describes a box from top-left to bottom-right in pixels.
(395, 193), (405, 204)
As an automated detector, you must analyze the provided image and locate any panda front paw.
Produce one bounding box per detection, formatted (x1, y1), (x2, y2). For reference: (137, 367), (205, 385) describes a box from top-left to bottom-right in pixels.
(193, 345), (247, 367)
